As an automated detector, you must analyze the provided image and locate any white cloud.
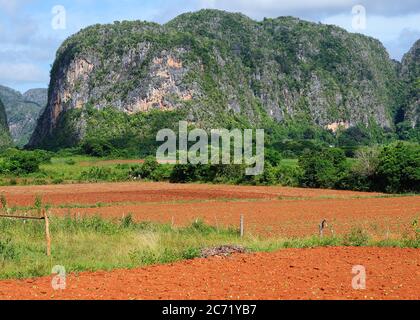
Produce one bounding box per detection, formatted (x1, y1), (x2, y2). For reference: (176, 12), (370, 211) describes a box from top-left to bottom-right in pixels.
(196, 0), (420, 19)
(1, 0), (419, 91)
(196, 0), (354, 20)
(0, 0), (33, 16)
(0, 63), (48, 83)
(322, 13), (420, 60)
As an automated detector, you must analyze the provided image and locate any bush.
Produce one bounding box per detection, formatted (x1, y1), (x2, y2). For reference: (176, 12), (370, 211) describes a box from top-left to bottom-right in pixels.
(343, 227), (370, 246)
(339, 147), (380, 191)
(265, 148), (282, 166)
(170, 164), (198, 183)
(0, 149), (41, 174)
(373, 142), (420, 193)
(150, 165), (172, 181)
(337, 126), (370, 148)
(80, 138), (116, 157)
(246, 162), (277, 185)
(130, 156), (159, 180)
(65, 159), (76, 166)
(275, 163), (303, 187)
(0, 237), (19, 261)
(32, 150), (54, 164)
(203, 164), (245, 184)
(80, 167), (113, 182)
(298, 148), (348, 189)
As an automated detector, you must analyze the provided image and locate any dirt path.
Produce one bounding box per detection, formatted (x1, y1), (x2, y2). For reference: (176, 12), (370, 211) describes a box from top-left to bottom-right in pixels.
(0, 247), (418, 300)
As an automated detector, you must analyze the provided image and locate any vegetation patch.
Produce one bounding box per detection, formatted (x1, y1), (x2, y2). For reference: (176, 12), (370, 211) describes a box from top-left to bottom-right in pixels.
(0, 215), (418, 280)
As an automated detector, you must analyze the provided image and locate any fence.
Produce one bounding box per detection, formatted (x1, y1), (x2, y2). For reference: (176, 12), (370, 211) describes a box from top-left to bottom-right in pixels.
(0, 209), (51, 256)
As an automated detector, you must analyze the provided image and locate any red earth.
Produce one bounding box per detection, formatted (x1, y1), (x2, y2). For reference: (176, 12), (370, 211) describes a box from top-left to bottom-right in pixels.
(0, 247), (418, 300)
(0, 181), (382, 206)
(0, 182), (417, 237)
(0, 182), (419, 300)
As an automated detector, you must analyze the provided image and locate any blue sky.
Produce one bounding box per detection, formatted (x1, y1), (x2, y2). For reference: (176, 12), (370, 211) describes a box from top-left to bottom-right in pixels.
(1, 0), (420, 92)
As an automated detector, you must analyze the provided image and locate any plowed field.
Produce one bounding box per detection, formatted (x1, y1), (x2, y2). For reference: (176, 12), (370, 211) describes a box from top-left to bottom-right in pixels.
(0, 247), (418, 300)
(1, 182), (418, 237)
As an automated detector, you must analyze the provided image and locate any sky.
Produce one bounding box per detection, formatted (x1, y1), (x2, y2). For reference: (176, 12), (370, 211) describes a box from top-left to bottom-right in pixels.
(1, 0), (419, 92)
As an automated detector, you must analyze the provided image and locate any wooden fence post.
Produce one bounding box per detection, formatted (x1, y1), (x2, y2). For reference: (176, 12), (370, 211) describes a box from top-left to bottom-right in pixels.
(43, 209), (51, 257)
(240, 215), (244, 238)
(319, 219), (327, 238)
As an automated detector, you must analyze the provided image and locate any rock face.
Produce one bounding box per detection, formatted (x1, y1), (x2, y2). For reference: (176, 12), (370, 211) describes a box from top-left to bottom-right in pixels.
(28, 10), (411, 148)
(23, 89), (48, 109)
(0, 98), (12, 149)
(0, 85), (47, 146)
(400, 39), (420, 128)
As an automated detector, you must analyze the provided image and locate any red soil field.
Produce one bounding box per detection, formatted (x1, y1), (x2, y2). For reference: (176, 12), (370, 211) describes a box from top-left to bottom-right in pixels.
(1, 182), (418, 237)
(55, 196), (420, 238)
(0, 247), (418, 300)
(0, 182), (382, 206)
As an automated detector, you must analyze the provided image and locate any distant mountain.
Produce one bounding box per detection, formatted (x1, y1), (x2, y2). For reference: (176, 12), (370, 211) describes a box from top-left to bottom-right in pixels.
(0, 85), (47, 147)
(23, 89), (48, 109)
(0, 97), (12, 149)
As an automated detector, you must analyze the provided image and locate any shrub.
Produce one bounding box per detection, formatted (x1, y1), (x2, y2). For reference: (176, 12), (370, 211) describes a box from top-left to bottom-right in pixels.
(120, 214), (135, 229)
(337, 126), (370, 148)
(339, 147), (380, 191)
(373, 142), (420, 193)
(80, 167), (113, 182)
(80, 138), (116, 157)
(170, 164), (198, 183)
(248, 162), (277, 185)
(265, 148), (282, 166)
(0, 149), (41, 174)
(203, 164), (245, 184)
(343, 227), (370, 246)
(65, 159), (76, 166)
(275, 163), (303, 187)
(0, 237), (19, 261)
(130, 156), (159, 180)
(150, 165), (172, 181)
(52, 178), (64, 185)
(32, 150), (55, 164)
(298, 148), (348, 189)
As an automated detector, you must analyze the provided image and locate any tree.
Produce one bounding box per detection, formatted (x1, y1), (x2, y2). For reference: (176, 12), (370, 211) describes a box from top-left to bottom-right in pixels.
(298, 148), (348, 189)
(130, 156), (160, 180)
(374, 142), (420, 193)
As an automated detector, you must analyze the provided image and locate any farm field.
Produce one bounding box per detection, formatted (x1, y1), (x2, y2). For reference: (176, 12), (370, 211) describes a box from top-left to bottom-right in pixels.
(0, 182), (418, 238)
(0, 247), (418, 300)
(0, 182), (419, 300)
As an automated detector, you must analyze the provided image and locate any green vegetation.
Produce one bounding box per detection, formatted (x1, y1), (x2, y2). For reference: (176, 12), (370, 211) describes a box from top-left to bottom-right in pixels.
(374, 142), (420, 193)
(296, 142), (419, 193)
(0, 149), (52, 175)
(0, 215), (418, 280)
(43, 106), (187, 158)
(1, 140), (419, 194)
(31, 10), (419, 151)
(298, 148), (348, 189)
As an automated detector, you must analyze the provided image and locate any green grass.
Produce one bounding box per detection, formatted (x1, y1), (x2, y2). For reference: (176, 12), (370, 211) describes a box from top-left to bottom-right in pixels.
(281, 158), (299, 168)
(0, 216), (418, 280)
(0, 156), (301, 187)
(0, 156), (137, 185)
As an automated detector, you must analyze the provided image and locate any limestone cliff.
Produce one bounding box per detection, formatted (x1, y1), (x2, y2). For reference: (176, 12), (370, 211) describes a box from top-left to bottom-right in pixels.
(28, 10), (409, 148)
